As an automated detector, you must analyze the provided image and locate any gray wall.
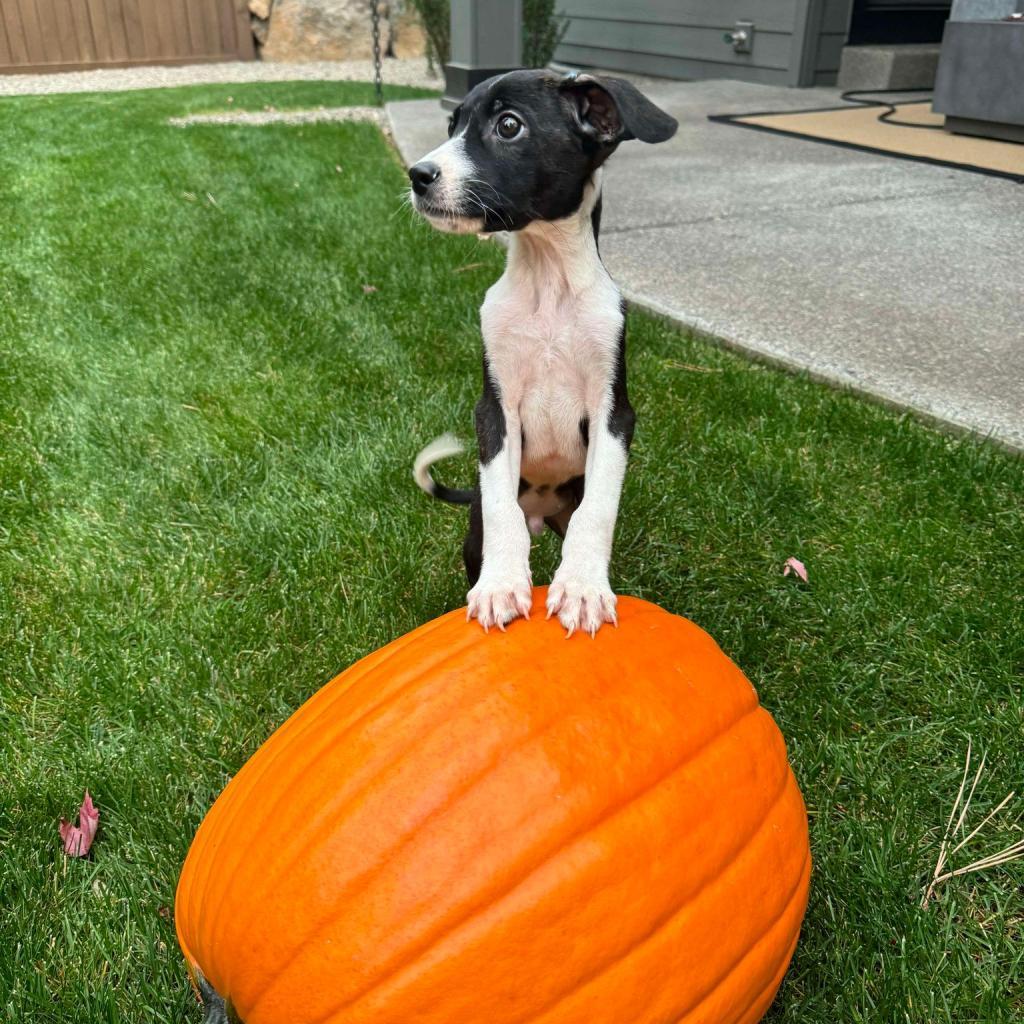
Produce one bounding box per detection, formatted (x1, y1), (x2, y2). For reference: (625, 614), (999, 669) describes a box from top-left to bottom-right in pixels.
(554, 0), (855, 87)
(814, 0), (857, 83)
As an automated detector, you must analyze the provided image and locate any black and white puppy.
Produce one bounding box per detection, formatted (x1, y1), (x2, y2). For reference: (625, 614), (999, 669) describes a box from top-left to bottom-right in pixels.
(410, 70), (677, 636)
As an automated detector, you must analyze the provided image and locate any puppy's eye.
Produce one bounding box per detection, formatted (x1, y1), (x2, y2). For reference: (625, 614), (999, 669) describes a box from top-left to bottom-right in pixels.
(496, 114), (523, 140)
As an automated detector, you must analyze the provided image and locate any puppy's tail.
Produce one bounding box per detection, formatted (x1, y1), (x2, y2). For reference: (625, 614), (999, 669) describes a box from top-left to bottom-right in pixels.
(413, 433), (473, 505)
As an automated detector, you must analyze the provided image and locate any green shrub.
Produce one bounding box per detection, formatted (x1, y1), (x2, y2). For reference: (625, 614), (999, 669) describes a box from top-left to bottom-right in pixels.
(403, 1), (569, 71)
(406, 0), (451, 69)
(523, 0), (569, 68)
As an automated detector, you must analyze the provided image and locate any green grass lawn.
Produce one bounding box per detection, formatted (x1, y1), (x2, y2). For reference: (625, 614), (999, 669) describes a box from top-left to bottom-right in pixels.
(1, 79), (1022, 1024)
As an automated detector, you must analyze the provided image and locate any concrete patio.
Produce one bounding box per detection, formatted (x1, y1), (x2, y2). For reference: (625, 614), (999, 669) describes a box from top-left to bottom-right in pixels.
(388, 79), (1023, 451)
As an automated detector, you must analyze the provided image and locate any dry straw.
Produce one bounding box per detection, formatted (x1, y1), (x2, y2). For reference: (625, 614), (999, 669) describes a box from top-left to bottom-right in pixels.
(922, 740), (1024, 908)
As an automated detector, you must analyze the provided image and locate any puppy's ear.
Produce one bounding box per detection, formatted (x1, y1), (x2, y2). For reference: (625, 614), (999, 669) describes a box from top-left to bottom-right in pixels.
(559, 73), (677, 145)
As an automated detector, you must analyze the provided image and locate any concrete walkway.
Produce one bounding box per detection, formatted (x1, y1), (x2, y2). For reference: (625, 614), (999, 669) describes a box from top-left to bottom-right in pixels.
(388, 80), (1023, 451)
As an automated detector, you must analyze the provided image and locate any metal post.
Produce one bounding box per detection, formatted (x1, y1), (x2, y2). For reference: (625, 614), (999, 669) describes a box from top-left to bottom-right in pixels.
(443, 0), (523, 109)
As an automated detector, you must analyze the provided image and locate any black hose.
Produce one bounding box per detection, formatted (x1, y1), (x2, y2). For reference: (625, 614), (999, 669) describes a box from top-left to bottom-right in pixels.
(839, 88), (943, 131)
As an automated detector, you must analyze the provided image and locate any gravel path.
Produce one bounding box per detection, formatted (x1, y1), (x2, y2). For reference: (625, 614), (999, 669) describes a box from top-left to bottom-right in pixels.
(168, 106), (383, 127)
(0, 57), (440, 97)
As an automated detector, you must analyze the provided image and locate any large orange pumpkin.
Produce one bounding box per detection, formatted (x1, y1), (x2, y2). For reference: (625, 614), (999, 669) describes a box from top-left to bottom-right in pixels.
(176, 587), (810, 1024)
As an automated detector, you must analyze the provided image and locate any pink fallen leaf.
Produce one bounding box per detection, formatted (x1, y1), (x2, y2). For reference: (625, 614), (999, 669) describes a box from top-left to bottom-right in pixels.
(60, 791), (99, 857)
(783, 557), (808, 583)
(362, 284), (378, 294)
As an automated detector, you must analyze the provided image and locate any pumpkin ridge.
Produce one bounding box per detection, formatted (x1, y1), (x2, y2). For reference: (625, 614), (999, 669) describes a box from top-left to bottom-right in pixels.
(238, 669), (598, 1019)
(728, 930), (801, 1024)
(673, 844), (811, 1024)
(511, 758), (796, 1024)
(182, 616), (462, 943)
(295, 702), (762, 1024)
(192, 624), (483, 967)
(663, 796), (810, 1023)
(209, 637), (494, 967)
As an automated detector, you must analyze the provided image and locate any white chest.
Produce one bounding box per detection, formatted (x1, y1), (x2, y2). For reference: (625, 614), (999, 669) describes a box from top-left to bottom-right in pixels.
(480, 243), (623, 487)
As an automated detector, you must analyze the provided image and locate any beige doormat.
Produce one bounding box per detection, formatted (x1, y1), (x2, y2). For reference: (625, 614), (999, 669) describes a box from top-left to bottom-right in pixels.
(710, 101), (1024, 183)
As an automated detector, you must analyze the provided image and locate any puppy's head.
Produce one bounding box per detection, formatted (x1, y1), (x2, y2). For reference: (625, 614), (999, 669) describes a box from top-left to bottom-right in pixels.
(407, 69), (677, 234)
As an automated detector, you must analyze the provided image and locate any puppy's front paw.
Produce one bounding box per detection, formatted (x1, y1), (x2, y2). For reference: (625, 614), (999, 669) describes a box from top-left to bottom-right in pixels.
(467, 573), (533, 632)
(546, 573), (617, 638)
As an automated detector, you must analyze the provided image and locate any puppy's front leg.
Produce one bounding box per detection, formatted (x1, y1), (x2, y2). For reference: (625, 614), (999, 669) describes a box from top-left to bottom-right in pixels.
(548, 395), (635, 637)
(467, 384), (532, 631)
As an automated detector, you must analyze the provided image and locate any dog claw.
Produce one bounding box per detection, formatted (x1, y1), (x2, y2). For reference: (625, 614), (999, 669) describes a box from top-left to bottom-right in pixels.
(466, 573), (532, 633)
(546, 577), (617, 638)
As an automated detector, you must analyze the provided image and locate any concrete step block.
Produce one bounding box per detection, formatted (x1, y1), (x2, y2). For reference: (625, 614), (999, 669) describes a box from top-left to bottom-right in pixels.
(837, 44), (941, 91)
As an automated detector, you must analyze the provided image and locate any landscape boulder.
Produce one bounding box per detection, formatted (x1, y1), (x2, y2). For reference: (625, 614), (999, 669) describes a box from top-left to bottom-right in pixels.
(259, 0), (425, 62)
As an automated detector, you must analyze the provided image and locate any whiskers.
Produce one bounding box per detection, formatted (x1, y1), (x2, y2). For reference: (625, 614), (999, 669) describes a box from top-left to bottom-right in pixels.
(395, 172), (510, 234)
(463, 176), (513, 231)
(392, 187), (415, 220)
(393, 186), (443, 234)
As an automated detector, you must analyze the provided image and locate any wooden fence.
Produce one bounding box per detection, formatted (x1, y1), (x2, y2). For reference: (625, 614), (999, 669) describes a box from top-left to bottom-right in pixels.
(0, 0), (255, 74)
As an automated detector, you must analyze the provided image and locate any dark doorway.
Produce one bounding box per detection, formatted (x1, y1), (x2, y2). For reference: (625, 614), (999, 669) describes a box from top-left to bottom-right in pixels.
(848, 0), (953, 45)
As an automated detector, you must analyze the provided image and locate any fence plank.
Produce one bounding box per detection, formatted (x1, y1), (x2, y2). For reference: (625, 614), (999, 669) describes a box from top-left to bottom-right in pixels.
(84, 0), (111, 62)
(203, 0), (228, 58)
(138, 0), (164, 58)
(151, 0), (175, 57)
(40, 0), (71, 64)
(193, 0), (213, 56)
(16, 0), (47, 65)
(186, 0), (204, 55)
(120, 0), (146, 60)
(101, 0), (129, 60)
(234, 0), (254, 59)
(53, 0), (83, 63)
(67, 0), (97, 64)
(90, 0), (116, 62)
(181, 0), (198, 54)
(215, 0), (235, 57)
(167, 0), (191, 57)
(0, 11), (11, 65)
(0, 2), (28, 64)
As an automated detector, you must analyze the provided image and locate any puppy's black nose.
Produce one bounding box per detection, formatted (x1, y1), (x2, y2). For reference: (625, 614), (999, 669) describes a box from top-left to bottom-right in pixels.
(409, 161), (441, 196)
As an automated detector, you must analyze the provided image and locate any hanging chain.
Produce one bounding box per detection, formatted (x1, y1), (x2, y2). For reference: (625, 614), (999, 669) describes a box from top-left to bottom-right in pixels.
(370, 0), (383, 106)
